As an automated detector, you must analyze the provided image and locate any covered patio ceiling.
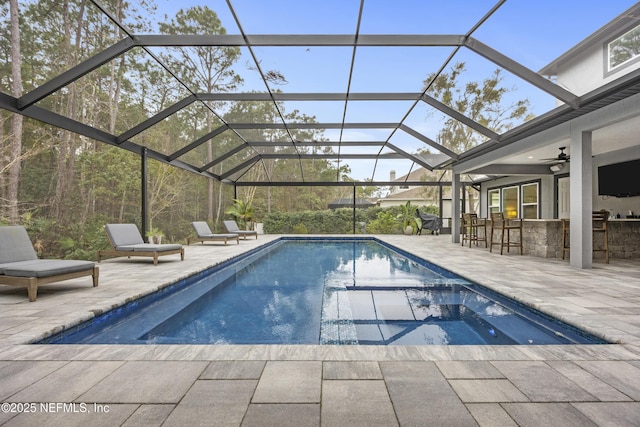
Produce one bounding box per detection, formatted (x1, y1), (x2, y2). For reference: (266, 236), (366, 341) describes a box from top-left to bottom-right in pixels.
(2, 0), (640, 187)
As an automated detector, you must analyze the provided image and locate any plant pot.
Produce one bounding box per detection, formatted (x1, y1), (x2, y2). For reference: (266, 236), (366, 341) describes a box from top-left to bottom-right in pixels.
(404, 226), (414, 235)
(255, 223), (264, 234)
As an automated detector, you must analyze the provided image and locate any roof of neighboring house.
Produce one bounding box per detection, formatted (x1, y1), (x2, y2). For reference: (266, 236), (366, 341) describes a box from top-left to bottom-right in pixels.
(539, 3), (640, 76)
(384, 187), (430, 200)
(328, 198), (376, 209)
(391, 167), (436, 183)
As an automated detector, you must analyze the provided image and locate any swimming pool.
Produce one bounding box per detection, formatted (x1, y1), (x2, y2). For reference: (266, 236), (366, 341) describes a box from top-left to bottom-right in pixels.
(42, 238), (606, 345)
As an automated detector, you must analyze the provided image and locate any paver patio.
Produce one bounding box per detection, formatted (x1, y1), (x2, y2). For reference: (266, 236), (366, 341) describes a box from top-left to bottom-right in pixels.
(0, 234), (639, 426)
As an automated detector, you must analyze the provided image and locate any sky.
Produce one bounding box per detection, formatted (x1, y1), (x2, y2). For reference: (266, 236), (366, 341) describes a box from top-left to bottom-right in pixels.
(77, 1), (640, 180)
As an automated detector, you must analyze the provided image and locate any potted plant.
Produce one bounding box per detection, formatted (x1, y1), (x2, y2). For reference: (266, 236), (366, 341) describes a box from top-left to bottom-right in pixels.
(224, 199), (255, 230)
(146, 227), (164, 244)
(396, 201), (421, 235)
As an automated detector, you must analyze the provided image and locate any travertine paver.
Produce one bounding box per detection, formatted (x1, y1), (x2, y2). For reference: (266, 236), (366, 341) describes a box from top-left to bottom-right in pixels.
(465, 403), (519, 427)
(435, 360), (504, 379)
(321, 380), (397, 427)
(572, 402), (640, 426)
(448, 379), (529, 403)
(252, 361), (321, 403)
(121, 404), (175, 427)
(0, 361), (68, 401)
(546, 360), (632, 401)
(7, 361), (123, 403)
(162, 380), (257, 427)
(242, 404), (320, 427)
(79, 361), (208, 403)
(491, 361), (596, 402)
(575, 360), (640, 400)
(501, 403), (598, 427)
(380, 361), (478, 426)
(200, 361), (266, 380)
(2, 404), (139, 427)
(322, 361), (382, 379)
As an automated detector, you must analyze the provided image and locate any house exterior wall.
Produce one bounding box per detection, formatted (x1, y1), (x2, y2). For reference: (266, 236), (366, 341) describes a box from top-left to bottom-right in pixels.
(556, 37), (640, 97)
(479, 144), (640, 220)
(479, 175), (555, 219)
(592, 145), (640, 217)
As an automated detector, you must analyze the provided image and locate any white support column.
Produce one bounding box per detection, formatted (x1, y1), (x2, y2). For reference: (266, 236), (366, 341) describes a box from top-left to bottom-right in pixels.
(569, 129), (593, 269)
(451, 171), (461, 243)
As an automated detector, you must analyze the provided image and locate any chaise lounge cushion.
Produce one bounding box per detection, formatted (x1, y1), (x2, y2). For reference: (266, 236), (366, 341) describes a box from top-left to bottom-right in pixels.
(104, 223), (145, 246)
(0, 259), (96, 278)
(105, 224), (183, 252)
(0, 225), (98, 301)
(0, 226), (38, 264)
(116, 243), (183, 252)
(222, 220), (258, 238)
(192, 221), (237, 239)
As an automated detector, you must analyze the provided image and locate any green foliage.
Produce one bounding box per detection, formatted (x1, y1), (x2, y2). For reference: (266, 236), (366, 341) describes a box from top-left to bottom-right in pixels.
(424, 62), (534, 154)
(366, 211), (400, 234)
(396, 201), (421, 234)
(145, 227), (164, 238)
(264, 208), (367, 234)
(224, 199), (255, 229)
(421, 205), (439, 215)
(292, 223), (308, 234)
(262, 205), (440, 235)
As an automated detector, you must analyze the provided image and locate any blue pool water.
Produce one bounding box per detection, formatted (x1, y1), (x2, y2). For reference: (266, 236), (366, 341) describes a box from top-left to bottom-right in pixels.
(43, 238), (606, 345)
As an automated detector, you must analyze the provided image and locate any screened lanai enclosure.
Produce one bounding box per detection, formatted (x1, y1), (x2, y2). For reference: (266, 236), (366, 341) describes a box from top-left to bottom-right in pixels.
(2, 1), (640, 256)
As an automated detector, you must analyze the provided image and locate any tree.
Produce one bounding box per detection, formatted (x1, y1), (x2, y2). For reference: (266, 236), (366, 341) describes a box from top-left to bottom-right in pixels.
(221, 97), (347, 215)
(159, 6), (242, 225)
(224, 198), (254, 229)
(6, 0), (23, 224)
(421, 62), (534, 212)
(424, 62), (534, 153)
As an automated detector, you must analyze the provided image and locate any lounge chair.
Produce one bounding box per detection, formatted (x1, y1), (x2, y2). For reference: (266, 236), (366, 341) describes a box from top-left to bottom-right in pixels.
(0, 226), (98, 302)
(98, 224), (184, 266)
(223, 220), (258, 240)
(188, 221), (239, 245)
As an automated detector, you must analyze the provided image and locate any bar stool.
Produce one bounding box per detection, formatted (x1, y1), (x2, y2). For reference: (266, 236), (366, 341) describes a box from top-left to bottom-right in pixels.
(461, 213), (487, 248)
(489, 212), (523, 255)
(559, 212), (609, 263)
(561, 219), (570, 260)
(592, 210), (610, 263)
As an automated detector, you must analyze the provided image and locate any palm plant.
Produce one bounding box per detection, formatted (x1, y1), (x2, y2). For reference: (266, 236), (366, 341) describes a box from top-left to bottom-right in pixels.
(224, 199), (255, 230)
(396, 201), (421, 234)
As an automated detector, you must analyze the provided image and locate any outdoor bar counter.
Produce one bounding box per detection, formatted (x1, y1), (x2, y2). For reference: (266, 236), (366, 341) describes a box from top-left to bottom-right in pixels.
(520, 218), (640, 259)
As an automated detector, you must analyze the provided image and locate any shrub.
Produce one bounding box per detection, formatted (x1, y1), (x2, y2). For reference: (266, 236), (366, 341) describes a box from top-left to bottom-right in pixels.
(366, 211), (400, 234)
(292, 223), (308, 234)
(263, 205), (438, 235)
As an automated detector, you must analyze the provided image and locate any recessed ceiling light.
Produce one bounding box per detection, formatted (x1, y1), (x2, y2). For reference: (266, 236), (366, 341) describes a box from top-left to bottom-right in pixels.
(527, 156), (534, 159)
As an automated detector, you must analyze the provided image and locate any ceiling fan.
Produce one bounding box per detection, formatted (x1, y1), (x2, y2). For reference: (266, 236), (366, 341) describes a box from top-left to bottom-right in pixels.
(541, 147), (570, 163)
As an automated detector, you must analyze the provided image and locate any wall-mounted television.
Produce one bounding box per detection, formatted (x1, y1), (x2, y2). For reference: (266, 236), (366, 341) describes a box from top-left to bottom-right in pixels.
(598, 158), (640, 197)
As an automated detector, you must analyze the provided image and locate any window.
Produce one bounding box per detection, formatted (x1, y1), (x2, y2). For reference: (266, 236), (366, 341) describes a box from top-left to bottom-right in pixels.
(487, 181), (539, 219)
(502, 186), (519, 219)
(521, 183), (539, 219)
(608, 24), (640, 72)
(488, 189), (500, 214)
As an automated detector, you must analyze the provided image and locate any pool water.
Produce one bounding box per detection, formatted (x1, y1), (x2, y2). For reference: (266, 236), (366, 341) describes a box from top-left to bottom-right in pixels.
(43, 239), (606, 345)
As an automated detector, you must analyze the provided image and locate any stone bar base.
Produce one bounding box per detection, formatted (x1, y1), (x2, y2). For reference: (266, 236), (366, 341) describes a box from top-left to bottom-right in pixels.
(521, 219), (640, 259)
